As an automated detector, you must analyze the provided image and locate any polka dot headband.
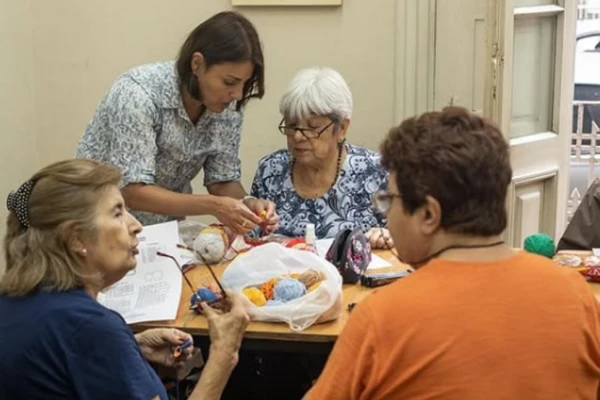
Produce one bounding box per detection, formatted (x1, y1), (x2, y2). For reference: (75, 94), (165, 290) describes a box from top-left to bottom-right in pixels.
(6, 180), (36, 229)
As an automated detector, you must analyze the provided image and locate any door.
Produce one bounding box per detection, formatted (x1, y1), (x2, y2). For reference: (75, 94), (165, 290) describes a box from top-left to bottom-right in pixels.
(485, 0), (577, 246)
(434, 0), (487, 113)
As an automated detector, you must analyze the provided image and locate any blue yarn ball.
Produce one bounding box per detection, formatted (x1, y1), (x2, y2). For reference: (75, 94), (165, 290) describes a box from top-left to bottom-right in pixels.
(191, 288), (218, 306)
(274, 278), (306, 302)
(265, 300), (284, 306)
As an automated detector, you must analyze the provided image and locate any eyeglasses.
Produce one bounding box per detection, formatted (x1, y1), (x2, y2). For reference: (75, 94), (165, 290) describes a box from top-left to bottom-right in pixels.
(157, 247), (227, 312)
(372, 191), (402, 215)
(278, 118), (334, 139)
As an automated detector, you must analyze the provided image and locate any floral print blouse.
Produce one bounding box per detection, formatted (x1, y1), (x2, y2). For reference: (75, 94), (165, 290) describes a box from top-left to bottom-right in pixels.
(250, 143), (388, 239)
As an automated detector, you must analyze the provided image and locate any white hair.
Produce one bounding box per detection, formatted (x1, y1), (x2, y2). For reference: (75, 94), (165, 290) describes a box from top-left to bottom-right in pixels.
(279, 67), (353, 123)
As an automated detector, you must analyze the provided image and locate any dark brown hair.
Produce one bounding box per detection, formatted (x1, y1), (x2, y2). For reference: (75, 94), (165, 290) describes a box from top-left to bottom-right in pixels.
(1, 159), (121, 296)
(380, 107), (512, 236)
(176, 11), (265, 111)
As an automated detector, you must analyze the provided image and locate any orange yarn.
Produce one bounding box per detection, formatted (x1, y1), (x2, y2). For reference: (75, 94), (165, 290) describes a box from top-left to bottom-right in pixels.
(259, 278), (278, 300)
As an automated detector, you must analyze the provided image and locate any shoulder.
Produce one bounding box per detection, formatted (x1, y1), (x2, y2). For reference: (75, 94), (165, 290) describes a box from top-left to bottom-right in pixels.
(346, 143), (381, 160)
(344, 144), (385, 170)
(112, 61), (178, 108)
(40, 290), (123, 330)
(257, 149), (291, 169)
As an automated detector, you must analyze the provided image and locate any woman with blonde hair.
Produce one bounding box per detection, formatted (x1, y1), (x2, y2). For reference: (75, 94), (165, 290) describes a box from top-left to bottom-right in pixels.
(0, 159), (248, 400)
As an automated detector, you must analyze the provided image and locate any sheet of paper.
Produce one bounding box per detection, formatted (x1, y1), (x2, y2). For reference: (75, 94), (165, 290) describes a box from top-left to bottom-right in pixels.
(315, 238), (392, 270)
(97, 221), (183, 324)
(593, 248), (600, 256)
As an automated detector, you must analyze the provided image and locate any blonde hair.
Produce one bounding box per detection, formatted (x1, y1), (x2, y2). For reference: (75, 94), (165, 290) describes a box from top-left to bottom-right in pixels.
(0, 159), (121, 296)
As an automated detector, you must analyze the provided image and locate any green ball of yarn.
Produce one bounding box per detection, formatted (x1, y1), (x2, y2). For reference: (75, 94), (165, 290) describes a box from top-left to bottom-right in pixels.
(523, 233), (555, 258)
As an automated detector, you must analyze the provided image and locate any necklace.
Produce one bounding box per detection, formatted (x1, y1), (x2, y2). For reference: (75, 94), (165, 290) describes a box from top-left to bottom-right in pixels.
(398, 240), (506, 268)
(291, 142), (345, 198)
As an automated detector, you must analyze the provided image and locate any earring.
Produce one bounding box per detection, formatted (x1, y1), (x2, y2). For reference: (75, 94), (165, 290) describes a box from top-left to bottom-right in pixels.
(81, 249), (87, 256)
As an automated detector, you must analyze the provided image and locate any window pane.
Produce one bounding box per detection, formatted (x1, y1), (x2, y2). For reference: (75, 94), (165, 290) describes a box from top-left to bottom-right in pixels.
(510, 16), (556, 138)
(514, 0), (555, 7)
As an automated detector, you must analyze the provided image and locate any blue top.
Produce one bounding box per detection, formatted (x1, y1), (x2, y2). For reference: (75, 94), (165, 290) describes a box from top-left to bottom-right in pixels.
(0, 289), (167, 400)
(77, 61), (244, 226)
(250, 143), (388, 239)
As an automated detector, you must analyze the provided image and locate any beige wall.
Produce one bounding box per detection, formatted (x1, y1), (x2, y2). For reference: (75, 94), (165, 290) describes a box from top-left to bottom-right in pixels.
(31, 0), (398, 189)
(1, 0), (430, 272)
(0, 0), (39, 274)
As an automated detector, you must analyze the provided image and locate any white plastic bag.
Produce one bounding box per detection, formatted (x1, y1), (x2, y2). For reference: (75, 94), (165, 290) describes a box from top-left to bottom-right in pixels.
(221, 243), (343, 331)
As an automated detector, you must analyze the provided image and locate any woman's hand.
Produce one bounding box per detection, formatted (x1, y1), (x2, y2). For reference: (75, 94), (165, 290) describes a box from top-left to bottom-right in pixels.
(135, 328), (194, 369)
(366, 228), (394, 250)
(200, 290), (249, 367)
(212, 197), (262, 235)
(244, 198), (280, 235)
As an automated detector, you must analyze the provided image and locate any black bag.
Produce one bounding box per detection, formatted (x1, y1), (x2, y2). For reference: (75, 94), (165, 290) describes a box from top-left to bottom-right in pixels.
(325, 228), (372, 284)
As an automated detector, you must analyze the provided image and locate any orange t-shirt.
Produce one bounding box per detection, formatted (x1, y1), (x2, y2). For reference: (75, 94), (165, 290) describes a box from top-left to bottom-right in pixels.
(308, 251), (600, 400)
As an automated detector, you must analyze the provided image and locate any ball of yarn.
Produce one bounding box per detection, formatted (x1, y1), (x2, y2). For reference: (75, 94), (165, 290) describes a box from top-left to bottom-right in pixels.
(523, 233), (555, 258)
(243, 287), (267, 307)
(190, 287), (218, 306)
(274, 278), (307, 302)
(265, 300), (284, 306)
(259, 278), (278, 301)
(193, 226), (229, 263)
(298, 269), (323, 289)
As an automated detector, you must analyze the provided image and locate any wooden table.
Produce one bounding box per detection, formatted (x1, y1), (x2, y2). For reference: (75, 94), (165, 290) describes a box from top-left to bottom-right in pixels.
(133, 250), (408, 346)
(554, 250), (600, 296)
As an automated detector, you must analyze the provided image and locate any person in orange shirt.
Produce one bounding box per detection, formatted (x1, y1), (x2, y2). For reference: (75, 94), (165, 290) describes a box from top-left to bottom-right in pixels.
(305, 107), (600, 400)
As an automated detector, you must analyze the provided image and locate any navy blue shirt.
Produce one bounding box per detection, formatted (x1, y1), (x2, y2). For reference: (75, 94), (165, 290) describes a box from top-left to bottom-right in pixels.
(0, 289), (167, 400)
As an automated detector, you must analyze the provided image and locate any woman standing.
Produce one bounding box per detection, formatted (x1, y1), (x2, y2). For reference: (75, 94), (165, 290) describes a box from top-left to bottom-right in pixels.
(77, 11), (278, 235)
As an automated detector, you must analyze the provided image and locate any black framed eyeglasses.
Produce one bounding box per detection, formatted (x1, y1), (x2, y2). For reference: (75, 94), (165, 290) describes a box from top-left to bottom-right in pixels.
(278, 118), (334, 139)
(372, 190), (402, 215)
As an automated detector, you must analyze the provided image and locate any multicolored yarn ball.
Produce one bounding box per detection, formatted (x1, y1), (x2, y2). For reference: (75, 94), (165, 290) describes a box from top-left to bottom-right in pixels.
(523, 233), (555, 258)
(274, 277), (307, 302)
(265, 300), (284, 306)
(243, 287), (267, 306)
(259, 278), (278, 301)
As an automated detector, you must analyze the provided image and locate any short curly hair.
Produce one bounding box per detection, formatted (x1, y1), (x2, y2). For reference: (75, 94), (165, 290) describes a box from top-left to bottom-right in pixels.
(380, 107), (512, 236)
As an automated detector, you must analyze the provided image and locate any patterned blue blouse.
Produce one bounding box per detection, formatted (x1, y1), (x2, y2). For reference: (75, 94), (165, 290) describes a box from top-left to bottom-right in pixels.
(250, 144), (388, 239)
(76, 61), (243, 226)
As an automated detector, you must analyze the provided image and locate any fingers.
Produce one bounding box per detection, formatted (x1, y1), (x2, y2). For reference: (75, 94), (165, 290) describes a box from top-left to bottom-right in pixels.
(172, 329), (193, 346)
(265, 201), (276, 219)
(239, 204), (262, 225)
(199, 301), (219, 320)
(224, 290), (244, 310)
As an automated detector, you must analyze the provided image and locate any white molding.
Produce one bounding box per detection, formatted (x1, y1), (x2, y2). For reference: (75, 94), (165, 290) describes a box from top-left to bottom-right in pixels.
(393, 0), (435, 124)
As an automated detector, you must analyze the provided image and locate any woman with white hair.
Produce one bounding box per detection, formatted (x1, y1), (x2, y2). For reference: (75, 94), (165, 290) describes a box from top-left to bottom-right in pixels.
(250, 67), (391, 248)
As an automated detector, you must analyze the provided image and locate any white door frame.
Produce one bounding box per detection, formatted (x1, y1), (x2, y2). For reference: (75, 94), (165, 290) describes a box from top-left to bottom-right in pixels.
(484, 0), (577, 243)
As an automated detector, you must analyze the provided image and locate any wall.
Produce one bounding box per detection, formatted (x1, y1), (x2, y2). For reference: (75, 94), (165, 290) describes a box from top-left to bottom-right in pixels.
(0, 0), (39, 274)
(0, 1), (432, 274)
(30, 0), (400, 191)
